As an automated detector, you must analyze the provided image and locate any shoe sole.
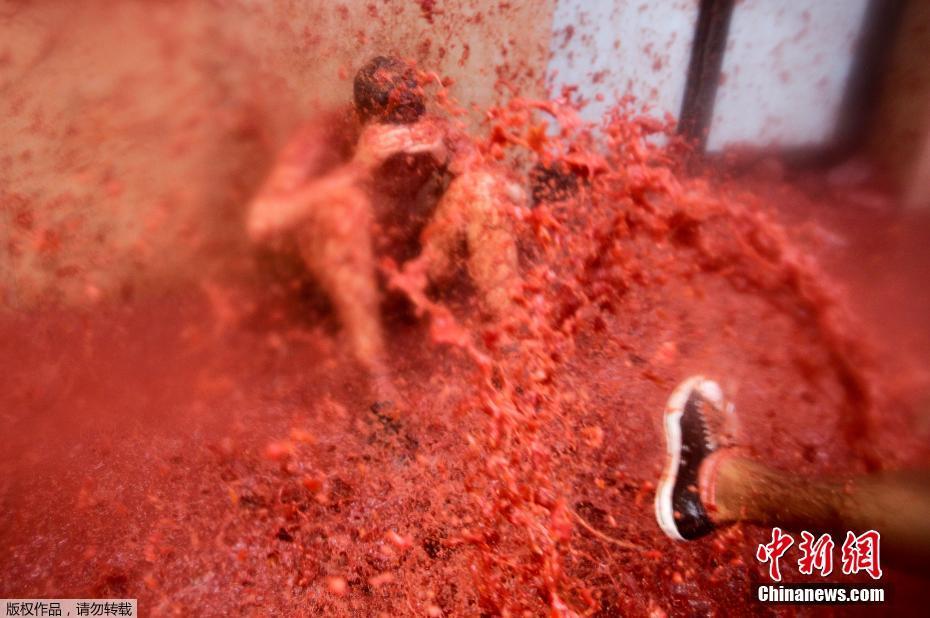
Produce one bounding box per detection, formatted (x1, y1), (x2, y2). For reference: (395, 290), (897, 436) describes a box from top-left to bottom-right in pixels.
(655, 375), (725, 541)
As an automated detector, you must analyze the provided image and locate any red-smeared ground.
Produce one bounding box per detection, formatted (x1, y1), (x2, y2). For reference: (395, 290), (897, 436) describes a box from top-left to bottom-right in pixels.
(2, 131), (929, 614)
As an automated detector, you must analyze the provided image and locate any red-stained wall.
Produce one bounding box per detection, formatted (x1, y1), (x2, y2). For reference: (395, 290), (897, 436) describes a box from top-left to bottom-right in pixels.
(0, 0), (554, 308)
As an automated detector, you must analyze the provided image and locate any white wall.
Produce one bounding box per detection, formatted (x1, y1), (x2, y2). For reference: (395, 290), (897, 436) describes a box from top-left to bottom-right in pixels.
(547, 0), (699, 124)
(547, 0), (869, 151)
(707, 0), (870, 151)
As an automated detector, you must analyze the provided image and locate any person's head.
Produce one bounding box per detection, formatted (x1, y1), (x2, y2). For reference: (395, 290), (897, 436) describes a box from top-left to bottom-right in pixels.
(353, 56), (426, 124)
(529, 161), (580, 206)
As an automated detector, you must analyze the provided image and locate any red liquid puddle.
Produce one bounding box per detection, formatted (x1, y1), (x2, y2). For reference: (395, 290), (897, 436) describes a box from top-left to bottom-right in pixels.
(1, 77), (927, 616)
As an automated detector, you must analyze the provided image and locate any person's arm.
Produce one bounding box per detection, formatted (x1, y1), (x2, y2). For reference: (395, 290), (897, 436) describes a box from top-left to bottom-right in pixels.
(352, 119), (448, 169)
(246, 123), (343, 242)
(247, 119), (447, 242)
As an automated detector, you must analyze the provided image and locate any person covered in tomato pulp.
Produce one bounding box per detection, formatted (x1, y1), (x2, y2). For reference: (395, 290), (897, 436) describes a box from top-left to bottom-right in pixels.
(245, 56), (525, 409)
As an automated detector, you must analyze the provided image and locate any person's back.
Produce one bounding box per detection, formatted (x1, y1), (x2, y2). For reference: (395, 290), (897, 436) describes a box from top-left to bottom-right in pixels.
(370, 147), (448, 265)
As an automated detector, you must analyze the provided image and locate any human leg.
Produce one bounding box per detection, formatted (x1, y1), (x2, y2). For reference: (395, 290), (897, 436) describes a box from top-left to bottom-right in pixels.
(705, 452), (930, 571)
(654, 375), (930, 572)
(418, 178), (466, 284)
(295, 188), (395, 400)
(458, 171), (521, 317)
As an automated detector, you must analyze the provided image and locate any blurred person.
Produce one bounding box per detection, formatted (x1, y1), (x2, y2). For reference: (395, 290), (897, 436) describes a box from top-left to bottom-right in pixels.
(655, 375), (930, 574)
(246, 56), (522, 405)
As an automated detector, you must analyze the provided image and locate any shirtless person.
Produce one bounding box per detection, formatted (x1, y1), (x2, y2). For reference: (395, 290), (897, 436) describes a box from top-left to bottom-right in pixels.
(246, 56), (522, 401)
